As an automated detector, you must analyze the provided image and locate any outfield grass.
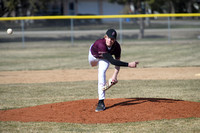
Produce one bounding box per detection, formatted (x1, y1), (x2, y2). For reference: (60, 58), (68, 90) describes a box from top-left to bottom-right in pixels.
(0, 42), (200, 132)
(0, 42), (200, 71)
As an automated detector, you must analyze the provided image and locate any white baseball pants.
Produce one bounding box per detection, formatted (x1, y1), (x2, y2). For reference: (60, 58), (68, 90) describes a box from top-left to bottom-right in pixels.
(88, 48), (110, 100)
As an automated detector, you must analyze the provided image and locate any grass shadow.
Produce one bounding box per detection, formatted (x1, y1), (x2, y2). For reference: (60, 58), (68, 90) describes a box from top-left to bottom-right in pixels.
(106, 98), (183, 110)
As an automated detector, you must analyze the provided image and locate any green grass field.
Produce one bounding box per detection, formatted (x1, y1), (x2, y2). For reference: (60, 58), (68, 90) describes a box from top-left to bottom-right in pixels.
(0, 41), (200, 71)
(0, 42), (200, 132)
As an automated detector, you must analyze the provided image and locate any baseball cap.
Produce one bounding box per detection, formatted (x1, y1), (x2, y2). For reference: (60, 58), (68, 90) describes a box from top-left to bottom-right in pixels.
(106, 29), (117, 39)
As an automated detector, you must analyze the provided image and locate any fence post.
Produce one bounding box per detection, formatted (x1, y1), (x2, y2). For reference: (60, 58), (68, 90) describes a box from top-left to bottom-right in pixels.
(70, 19), (74, 45)
(21, 20), (25, 47)
(168, 17), (171, 43)
(119, 18), (123, 44)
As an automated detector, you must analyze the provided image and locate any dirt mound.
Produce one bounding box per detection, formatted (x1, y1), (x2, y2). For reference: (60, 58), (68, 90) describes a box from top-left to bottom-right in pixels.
(0, 98), (200, 124)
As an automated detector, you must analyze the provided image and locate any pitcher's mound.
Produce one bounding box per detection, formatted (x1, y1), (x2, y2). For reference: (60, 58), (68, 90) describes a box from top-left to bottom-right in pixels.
(0, 98), (200, 124)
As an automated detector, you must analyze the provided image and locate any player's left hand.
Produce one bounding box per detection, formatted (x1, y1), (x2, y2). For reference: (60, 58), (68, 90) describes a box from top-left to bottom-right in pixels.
(102, 78), (118, 91)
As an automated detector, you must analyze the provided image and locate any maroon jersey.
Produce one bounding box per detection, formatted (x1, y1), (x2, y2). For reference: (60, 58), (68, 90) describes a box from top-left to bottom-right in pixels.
(91, 38), (121, 59)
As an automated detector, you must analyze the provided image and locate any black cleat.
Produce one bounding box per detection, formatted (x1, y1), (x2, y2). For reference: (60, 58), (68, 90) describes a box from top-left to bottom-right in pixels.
(95, 100), (105, 112)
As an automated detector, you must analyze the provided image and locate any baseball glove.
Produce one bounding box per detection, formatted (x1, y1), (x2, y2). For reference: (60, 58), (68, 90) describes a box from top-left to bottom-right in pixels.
(102, 78), (118, 91)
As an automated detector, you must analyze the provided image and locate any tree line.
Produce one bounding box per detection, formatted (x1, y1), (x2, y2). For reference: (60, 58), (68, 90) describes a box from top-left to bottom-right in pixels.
(1, 0), (200, 17)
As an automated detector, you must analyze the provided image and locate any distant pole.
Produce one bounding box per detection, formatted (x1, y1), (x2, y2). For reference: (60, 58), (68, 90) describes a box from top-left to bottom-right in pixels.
(19, 2), (25, 48)
(119, 18), (123, 44)
(70, 19), (74, 45)
(21, 20), (25, 47)
(168, 17), (171, 43)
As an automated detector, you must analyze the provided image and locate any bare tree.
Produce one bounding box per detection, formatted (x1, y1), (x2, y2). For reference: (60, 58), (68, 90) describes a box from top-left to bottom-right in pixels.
(0, 0), (52, 17)
(109, 0), (146, 39)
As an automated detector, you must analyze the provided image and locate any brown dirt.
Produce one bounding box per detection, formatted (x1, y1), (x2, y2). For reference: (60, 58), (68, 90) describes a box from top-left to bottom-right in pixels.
(0, 67), (200, 84)
(0, 67), (200, 124)
(0, 98), (200, 124)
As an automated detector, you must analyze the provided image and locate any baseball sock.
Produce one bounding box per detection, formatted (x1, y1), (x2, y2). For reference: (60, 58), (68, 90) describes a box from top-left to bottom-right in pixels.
(98, 99), (104, 104)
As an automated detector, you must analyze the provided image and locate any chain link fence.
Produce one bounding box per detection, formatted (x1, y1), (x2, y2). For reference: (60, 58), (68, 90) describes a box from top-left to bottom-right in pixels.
(0, 15), (200, 47)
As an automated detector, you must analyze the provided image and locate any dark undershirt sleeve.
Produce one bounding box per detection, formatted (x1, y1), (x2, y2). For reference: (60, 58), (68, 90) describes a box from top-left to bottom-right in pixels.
(102, 53), (128, 67)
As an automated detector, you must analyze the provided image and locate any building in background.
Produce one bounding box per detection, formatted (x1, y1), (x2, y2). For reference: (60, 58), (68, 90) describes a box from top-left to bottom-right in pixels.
(62, 0), (123, 16)
(34, 0), (123, 22)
